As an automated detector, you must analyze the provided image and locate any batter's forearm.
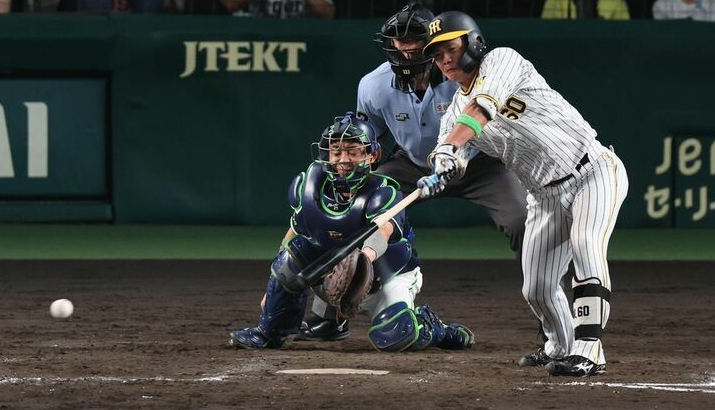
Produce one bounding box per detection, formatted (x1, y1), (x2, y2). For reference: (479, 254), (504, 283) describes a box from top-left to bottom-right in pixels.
(444, 101), (490, 147)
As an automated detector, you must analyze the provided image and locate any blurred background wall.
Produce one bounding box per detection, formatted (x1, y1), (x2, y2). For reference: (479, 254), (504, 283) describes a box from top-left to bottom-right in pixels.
(0, 8), (713, 228)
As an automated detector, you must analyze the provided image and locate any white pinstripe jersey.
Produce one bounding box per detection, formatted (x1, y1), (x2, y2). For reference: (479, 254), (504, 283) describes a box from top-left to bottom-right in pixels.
(438, 47), (597, 192)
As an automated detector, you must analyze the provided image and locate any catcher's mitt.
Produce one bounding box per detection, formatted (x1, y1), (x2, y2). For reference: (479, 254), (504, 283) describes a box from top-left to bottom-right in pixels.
(321, 248), (374, 319)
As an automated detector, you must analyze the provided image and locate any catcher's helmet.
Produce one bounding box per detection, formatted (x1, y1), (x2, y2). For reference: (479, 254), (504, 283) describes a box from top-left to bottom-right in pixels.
(423, 11), (486, 73)
(373, 3), (435, 92)
(315, 112), (378, 200)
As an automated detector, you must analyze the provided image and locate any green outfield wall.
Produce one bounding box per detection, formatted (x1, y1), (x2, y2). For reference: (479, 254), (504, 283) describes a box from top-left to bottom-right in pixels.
(0, 16), (713, 227)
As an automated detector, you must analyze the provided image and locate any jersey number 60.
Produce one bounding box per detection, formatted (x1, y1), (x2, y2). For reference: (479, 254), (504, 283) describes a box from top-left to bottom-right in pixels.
(500, 97), (526, 120)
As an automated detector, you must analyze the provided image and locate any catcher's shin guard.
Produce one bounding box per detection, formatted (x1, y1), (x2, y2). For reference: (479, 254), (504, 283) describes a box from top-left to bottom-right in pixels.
(368, 302), (420, 352)
(271, 236), (321, 293)
(572, 278), (611, 341)
(256, 274), (309, 345)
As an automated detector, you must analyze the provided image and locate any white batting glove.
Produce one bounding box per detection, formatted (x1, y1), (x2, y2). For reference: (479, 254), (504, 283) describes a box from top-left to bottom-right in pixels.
(417, 174), (446, 198)
(428, 144), (460, 184)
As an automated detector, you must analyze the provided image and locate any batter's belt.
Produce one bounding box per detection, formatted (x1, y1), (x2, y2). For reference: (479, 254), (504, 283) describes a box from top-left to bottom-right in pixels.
(545, 153), (590, 187)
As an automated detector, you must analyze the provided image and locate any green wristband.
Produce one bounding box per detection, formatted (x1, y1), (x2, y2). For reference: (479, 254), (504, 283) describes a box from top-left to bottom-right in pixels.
(456, 114), (483, 136)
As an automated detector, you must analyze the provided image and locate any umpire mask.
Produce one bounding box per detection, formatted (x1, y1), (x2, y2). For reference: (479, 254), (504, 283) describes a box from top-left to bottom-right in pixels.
(373, 3), (435, 93)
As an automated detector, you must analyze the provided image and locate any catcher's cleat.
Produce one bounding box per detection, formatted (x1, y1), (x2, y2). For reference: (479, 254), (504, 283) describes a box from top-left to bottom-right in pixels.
(518, 347), (554, 367)
(228, 327), (281, 349)
(546, 355), (606, 377)
(415, 305), (474, 350)
(438, 323), (475, 350)
(293, 316), (350, 342)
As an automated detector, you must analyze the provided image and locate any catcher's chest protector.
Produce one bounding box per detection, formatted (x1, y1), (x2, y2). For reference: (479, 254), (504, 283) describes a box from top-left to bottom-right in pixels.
(296, 163), (384, 250)
(294, 163), (419, 285)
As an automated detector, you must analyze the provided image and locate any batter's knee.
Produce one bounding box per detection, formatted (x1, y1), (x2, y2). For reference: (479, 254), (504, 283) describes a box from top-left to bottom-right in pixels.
(521, 280), (551, 308)
(570, 231), (602, 259)
(367, 302), (419, 352)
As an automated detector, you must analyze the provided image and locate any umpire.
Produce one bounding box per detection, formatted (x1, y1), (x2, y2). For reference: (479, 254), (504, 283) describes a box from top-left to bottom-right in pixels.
(297, 3), (527, 340)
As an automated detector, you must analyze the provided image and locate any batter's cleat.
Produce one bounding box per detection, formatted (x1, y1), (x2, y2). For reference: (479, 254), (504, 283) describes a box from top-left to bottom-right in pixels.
(293, 316), (349, 341)
(438, 323), (476, 350)
(518, 347), (554, 367)
(546, 355), (606, 377)
(228, 327), (281, 349)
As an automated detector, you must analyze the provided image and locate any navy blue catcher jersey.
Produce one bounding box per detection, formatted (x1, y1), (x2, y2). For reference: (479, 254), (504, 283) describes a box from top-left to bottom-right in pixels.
(288, 162), (419, 284)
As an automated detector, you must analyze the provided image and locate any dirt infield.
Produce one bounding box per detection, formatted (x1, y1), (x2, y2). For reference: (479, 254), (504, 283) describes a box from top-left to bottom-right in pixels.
(1, 260), (714, 409)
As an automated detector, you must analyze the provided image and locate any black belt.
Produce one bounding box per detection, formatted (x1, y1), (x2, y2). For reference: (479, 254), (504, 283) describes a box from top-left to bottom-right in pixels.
(545, 154), (590, 187)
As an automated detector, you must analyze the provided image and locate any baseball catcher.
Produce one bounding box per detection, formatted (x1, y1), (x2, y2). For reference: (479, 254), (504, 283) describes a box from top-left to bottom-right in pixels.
(228, 111), (474, 352)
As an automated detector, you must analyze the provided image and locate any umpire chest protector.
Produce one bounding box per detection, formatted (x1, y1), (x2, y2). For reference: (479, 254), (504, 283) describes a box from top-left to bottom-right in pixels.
(289, 162), (417, 284)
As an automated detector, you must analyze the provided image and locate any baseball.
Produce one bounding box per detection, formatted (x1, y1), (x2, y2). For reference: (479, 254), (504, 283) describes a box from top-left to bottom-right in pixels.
(49, 299), (74, 319)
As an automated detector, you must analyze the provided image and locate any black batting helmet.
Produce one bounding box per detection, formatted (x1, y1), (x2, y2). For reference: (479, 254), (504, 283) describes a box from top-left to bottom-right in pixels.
(373, 3), (435, 92)
(423, 11), (486, 73)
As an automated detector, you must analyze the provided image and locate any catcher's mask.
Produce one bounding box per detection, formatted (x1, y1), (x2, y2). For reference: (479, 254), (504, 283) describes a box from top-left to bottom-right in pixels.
(373, 3), (435, 92)
(423, 11), (487, 73)
(314, 111), (378, 202)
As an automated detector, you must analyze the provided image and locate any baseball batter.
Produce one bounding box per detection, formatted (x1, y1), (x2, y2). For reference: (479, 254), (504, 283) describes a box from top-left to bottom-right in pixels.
(228, 112), (474, 352)
(418, 11), (629, 376)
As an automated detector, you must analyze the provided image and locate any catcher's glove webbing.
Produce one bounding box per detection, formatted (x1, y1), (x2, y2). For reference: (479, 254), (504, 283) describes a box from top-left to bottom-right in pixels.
(321, 248), (374, 319)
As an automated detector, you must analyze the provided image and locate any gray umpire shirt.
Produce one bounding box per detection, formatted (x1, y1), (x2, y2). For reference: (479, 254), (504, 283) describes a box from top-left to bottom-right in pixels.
(357, 62), (468, 169)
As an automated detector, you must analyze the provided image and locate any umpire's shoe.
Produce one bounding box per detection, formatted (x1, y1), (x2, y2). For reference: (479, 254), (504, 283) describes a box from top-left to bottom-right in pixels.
(546, 355), (605, 377)
(228, 327), (281, 349)
(293, 316), (349, 342)
(518, 347), (553, 367)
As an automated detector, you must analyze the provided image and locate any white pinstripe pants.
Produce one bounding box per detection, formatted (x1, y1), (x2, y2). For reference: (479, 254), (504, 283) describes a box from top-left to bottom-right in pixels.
(522, 142), (629, 365)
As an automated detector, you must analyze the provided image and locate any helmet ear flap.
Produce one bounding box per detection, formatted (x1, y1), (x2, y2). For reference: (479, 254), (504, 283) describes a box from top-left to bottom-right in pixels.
(466, 30), (486, 61)
(457, 31), (487, 73)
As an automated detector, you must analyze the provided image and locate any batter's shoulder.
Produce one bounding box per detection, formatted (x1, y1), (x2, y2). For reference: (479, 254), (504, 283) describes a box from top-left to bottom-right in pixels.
(484, 47), (526, 63)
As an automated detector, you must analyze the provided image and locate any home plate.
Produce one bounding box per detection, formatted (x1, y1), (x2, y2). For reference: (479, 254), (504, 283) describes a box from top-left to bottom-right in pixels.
(276, 368), (389, 375)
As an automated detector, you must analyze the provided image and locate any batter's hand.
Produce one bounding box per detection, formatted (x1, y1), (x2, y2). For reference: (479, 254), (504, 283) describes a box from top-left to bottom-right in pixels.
(429, 144), (460, 182)
(417, 174), (446, 198)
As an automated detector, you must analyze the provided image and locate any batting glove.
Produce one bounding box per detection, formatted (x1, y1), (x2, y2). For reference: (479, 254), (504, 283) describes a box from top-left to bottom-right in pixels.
(417, 174), (446, 199)
(428, 144), (461, 184)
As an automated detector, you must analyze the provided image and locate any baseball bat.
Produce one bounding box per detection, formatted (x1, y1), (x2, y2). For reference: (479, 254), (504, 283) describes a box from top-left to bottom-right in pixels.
(294, 189), (421, 288)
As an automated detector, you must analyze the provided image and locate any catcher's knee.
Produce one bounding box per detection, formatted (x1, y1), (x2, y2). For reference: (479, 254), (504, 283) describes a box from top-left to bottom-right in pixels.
(572, 278), (611, 340)
(367, 302), (419, 352)
(271, 236), (320, 293)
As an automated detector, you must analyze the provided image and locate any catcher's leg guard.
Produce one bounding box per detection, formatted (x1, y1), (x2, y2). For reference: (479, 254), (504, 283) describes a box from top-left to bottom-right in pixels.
(572, 278), (611, 341)
(271, 236), (321, 293)
(367, 302), (420, 352)
(259, 274), (309, 341)
(230, 272), (309, 349)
